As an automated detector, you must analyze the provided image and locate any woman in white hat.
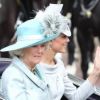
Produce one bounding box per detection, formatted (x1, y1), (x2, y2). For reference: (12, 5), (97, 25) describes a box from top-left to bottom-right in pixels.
(39, 4), (100, 100)
(0, 8), (61, 99)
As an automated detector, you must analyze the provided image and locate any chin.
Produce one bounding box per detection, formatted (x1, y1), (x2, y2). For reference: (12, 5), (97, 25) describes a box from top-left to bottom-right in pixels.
(35, 59), (41, 64)
(59, 49), (66, 53)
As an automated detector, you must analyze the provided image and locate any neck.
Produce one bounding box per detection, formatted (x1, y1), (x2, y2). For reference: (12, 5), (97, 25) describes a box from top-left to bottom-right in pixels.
(41, 49), (56, 65)
(20, 57), (35, 71)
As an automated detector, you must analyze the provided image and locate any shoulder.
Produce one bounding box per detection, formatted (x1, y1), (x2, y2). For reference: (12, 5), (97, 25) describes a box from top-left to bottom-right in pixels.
(1, 63), (24, 83)
(55, 56), (65, 70)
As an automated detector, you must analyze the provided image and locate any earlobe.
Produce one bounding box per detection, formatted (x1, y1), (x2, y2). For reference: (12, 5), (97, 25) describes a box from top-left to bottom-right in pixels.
(46, 42), (52, 50)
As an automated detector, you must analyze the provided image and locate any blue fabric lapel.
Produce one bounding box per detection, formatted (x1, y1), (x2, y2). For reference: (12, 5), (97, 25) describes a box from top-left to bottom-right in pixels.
(12, 57), (47, 90)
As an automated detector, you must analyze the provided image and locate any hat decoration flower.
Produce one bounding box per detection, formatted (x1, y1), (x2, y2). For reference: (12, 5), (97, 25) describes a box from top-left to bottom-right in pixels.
(34, 4), (71, 38)
(35, 4), (68, 37)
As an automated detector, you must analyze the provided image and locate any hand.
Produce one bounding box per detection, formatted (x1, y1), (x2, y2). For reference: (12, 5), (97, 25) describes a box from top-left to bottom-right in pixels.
(88, 47), (100, 86)
(94, 47), (100, 69)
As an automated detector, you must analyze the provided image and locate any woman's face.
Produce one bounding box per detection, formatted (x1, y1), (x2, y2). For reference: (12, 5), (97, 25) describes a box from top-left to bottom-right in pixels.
(51, 33), (70, 53)
(22, 44), (46, 67)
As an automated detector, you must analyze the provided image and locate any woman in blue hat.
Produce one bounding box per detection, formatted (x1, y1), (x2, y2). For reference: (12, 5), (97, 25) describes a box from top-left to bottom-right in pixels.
(39, 4), (100, 100)
(0, 6), (62, 99)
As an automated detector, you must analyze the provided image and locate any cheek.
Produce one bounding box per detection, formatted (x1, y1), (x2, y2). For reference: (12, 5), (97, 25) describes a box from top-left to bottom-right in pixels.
(29, 49), (35, 55)
(41, 47), (46, 53)
(55, 39), (64, 46)
(52, 39), (67, 53)
(26, 49), (37, 58)
(31, 47), (45, 56)
(52, 40), (63, 50)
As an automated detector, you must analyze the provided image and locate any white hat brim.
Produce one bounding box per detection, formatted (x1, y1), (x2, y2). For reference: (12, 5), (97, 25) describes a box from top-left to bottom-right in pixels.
(62, 29), (71, 37)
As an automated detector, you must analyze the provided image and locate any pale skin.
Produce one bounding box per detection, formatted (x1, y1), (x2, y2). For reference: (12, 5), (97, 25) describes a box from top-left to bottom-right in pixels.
(41, 33), (70, 65)
(41, 33), (100, 86)
(88, 47), (100, 86)
(20, 44), (46, 71)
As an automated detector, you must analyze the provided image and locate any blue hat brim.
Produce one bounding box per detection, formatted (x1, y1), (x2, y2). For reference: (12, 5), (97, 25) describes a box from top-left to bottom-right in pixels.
(0, 33), (59, 52)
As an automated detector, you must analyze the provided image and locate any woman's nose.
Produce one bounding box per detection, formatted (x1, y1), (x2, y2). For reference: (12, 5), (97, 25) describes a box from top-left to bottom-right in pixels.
(66, 37), (70, 43)
(37, 45), (45, 52)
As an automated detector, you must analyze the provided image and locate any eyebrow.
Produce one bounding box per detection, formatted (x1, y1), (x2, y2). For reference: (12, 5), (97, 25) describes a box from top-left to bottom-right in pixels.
(60, 33), (67, 37)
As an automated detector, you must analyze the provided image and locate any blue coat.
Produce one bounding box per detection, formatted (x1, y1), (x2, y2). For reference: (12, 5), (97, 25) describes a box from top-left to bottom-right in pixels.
(1, 57), (51, 100)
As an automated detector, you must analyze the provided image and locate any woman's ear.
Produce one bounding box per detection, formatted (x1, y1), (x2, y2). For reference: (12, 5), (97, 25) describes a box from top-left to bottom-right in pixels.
(45, 41), (52, 50)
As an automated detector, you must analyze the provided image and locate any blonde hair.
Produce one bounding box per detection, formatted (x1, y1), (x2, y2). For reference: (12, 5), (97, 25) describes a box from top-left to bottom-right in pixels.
(9, 49), (23, 57)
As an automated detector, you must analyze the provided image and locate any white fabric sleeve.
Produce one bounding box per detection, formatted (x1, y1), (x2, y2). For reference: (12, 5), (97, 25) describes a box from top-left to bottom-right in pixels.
(63, 71), (95, 100)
